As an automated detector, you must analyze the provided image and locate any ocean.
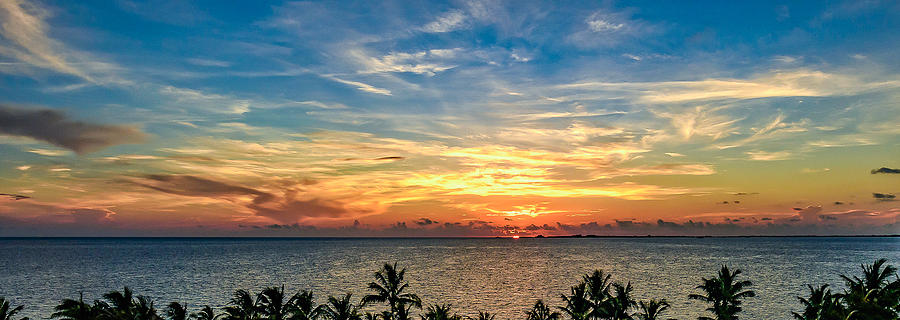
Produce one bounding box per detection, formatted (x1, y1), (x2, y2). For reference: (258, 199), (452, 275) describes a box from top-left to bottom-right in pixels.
(1, 237), (898, 320)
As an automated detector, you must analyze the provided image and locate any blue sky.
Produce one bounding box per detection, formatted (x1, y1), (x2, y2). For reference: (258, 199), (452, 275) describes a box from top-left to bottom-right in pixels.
(0, 0), (898, 236)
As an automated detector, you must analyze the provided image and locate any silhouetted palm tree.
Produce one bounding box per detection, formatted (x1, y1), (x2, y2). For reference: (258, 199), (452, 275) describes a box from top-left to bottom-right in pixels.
(791, 284), (844, 320)
(635, 300), (669, 320)
(420, 304), (460, 320)
(688, 265), (755, 320)
(223, 290), (259, 320)
(191, 306), (219, 320)
(287, 290), (319, 320)
(608, 283), (636, 320)
(525, 300), (559, 320)
(258, 286), (292, 320)
(559, 283), (592, 320)
(583, 270), (613, 319)
(167, 302), (188, 320)
(0, 297), (28, 320)
(468, 311), (494, 320)
(320, 294), (364, 320)
(133, 296), (161, 320)
(364, 263), (422, 320)
(839, 259), (900, 320)
(98, 287), (137, 320)
(52, 293), (100, 320)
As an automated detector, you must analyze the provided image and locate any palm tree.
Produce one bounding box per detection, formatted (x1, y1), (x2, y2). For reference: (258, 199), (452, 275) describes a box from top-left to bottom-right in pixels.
(791, 284), (844, 320)
(468, 312), (494, 320)
(559, 283), (592, 320)
(133, 296), (161, 320)
(320, 294), (364, 320)
(608, 283), (636, 320)
(52, 293), (100, 320)
(0, 297), (27, 320)
(420, 304), (461, 320)
(363, 263), (422, 320)
(635, 300), (670, 320)
(583, 270), (613, 319)
(688, 265), (755, 320)
(839, 259), (900, 320)
(191, 306), (219, 320)
(525, 300), (559, 320)
(98, 287), (137, 320)
(223, 290), (259, 320)
(258, 286), (292, 320)
(167, 302), (188, 320)
(287, 290), (319, 320)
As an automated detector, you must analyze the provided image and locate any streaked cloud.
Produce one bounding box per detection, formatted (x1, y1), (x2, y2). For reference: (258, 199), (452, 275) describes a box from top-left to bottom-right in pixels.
(421, 10), (467, 33)
(1, 104), (145, 154)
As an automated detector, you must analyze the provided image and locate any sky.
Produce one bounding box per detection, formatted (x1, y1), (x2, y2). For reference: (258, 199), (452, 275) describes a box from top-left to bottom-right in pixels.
(0, 0), (898, 236)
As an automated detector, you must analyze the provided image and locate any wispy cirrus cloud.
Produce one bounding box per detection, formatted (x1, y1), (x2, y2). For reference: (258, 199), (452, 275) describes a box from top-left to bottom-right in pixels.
(322, 75), (392, 96)
(421, 10), (468, 33)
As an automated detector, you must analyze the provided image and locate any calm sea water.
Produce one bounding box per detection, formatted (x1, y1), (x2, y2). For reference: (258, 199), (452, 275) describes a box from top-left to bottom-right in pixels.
(1, 237), (898, 320)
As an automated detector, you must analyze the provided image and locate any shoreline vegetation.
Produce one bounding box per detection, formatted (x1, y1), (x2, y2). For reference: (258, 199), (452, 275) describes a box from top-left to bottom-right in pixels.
(2, 260), (898, 320)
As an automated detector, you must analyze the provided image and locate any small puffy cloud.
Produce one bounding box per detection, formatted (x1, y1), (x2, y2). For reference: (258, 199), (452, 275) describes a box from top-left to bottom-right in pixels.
(0, 105), (145, 154)
(871, 167), (900, 174)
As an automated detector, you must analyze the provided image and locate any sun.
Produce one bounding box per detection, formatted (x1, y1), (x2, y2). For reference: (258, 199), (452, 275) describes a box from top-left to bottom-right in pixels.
(512, 235), (520, 239)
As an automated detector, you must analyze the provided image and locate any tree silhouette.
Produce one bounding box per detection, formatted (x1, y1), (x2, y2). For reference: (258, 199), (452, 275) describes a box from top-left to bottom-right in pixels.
(258, 286), (292, 320)
(559, 283), (592, 320)
(51, 293), (100, 320)
(420, 304), (461, 320)
(364, 263), (422, 320)
(468, 311), (494, 320)
(167, 302), (188, 320)
(583, 270), (613, 319)
(635, 299), (670, 320)
(608, 283), (636, 320)
(320, 294), (364, 320)
(223, 290), (259, 320)
(191, 306), (219, 320)
(688, 265), (755, 320)
(98, 287), (136, 320)
(791, 284), (844, 320)
(839, 259), (900, 320)
(287, 290), (319, 320)
(526, 300), (559, 320)
(0, 297), (28, 320)
(133, 296), (161, 320)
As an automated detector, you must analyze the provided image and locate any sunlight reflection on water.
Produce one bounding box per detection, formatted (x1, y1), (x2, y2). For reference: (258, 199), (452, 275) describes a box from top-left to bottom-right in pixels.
(1, 237), (898, 320)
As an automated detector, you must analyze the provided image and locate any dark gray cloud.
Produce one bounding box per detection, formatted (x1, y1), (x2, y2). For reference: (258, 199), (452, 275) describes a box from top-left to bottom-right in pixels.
(524, 223), (556, 231)
(134, 174), (351, 223)
(871, 167), (900, 174)
(0, 193), (30, 200)
(873, 193), (896, 200)
(415, 218), (438, 226)
(248, 198), (350, 223)
(136, 174), (269, 199)
(0, 105), (146, 154)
